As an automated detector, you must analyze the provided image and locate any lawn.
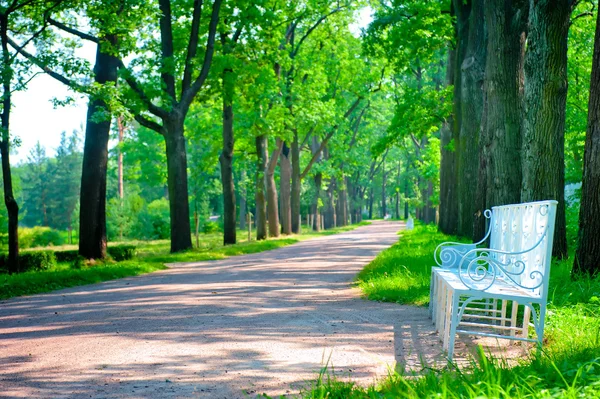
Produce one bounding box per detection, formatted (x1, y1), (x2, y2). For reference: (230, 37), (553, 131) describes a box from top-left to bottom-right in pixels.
(296, 225), (600, 399)
(0, 222), (370, 301)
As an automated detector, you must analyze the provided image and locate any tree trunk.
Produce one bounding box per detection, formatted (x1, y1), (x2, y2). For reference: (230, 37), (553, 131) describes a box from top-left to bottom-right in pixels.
(439, 45), (458, 234)
(79, 35), (119, 259)
(255, 135), (268, 240)
(336, 179), (348, 227)
(381, 158), (387, 218)
(164, 118), (193, 252)
(368, 187), (374, 220)
(456, 0), (485, 238)
(522, 0), (571, 258)
(266, 139), (283, 238)
(324, 178), (335, 229)
(481, 0), (526, 212)
(117, 117), (124, 200)
(239, 168), (247, 230)
(280, 142), (292, 234)
(0, 16), (18, 274)
(573, 8), (600, 276)
(220, 66), (236, 245)
(291, 130), (301, 233)
(312, 172), (322, 231)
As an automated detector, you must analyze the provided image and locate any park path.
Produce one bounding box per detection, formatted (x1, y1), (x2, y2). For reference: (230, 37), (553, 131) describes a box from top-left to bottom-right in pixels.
(0, 221), (450, 399)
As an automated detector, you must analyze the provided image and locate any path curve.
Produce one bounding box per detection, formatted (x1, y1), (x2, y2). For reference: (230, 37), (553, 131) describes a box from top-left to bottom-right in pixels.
(1, 221), (448, 398)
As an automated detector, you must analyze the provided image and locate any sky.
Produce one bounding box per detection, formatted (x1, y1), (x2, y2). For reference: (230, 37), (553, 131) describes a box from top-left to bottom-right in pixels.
(10, 7), (373, 164)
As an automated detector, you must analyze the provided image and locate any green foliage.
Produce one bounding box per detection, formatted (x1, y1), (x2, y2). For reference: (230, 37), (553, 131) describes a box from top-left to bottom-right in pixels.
(201, 221), (221, 234)
(54, 249), (80, 263)
(0, 250), (57, 273)
(107, 245), (136, 261)
(19, 227), (65, 249)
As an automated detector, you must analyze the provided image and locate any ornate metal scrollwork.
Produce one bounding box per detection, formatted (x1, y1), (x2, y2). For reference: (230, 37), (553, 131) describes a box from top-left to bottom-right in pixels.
(457, 224), (549, 292)
(434, 210), (492, 269)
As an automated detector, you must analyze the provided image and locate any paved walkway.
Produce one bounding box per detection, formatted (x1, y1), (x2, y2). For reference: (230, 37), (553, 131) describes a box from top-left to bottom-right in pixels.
(1, 221), (451, 398)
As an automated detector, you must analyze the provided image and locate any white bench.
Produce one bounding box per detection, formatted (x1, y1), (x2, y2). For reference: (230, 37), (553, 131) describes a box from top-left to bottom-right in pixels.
(429, 200), (558, 359)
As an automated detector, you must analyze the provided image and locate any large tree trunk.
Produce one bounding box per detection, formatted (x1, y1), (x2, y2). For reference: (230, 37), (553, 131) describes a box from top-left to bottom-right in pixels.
(255, 135), (268, 240)
(0, 17), (18, 273)
(439, 45), (458, 234)
(522, 0), (571, 258)
(280, 142), (292, 234)
(291, 130), (301, 233)
(79, 35), (119, 259)
(164, 118), (193, 252)
(266, 139), (283, 238)
(573, 8), (600, 276)
(477, 0), (527, 239)
(220, 66), (236, 245)
(456, 0), (485, 238)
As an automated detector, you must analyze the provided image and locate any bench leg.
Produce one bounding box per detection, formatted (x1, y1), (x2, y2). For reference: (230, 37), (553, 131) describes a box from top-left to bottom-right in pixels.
(522, 303), (531, 339)
(447, 290), (460, 360)
(510, 300), (519, 337)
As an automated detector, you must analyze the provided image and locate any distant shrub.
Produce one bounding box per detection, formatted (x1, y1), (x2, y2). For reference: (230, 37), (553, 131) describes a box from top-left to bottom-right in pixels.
(19, 227), (65, 248)
(0, 250), (57, 273)
(54, 249), (80, 263)
(108, 245), (136, 261)
(202, 221), (221, 234)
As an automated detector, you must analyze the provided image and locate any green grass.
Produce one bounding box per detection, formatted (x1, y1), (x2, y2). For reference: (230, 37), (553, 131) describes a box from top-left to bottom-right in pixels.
(0, 222), (370, 301)
(293, 225), (600, 399)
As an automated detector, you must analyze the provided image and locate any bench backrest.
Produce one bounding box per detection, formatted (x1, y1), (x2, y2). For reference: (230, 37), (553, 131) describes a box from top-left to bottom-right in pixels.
(488, 200), (558, 298)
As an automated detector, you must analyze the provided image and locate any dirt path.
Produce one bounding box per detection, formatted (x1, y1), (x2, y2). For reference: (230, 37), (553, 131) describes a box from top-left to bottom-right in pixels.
(0, 221), (453, 398)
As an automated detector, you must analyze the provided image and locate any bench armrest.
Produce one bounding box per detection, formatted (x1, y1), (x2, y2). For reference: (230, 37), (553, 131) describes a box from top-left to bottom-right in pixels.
(457, 226), (550, 292)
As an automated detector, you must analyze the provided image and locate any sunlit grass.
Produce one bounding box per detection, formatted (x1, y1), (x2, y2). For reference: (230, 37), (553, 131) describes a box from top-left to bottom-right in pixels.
(0, 222), (371, 300)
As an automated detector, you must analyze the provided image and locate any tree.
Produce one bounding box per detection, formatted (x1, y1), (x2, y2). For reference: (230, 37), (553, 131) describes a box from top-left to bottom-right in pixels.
(572, 7), (600, 276)
(522, 0), (575, 259)
(474, 0), (527, 239)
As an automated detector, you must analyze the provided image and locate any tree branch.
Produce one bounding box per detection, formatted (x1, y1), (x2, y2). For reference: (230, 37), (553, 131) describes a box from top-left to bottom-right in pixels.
(182, 0), (203, 93)
(48, 18), (98, 43)
(267, 138), (284, 174)
(180, 0), (223, 113)
(158, 0), (176, 101)
(7, 36), (82, 90)
(291, 6), (343, 58)
(117, 60), (169, 119)
(134, 114), (165, 135)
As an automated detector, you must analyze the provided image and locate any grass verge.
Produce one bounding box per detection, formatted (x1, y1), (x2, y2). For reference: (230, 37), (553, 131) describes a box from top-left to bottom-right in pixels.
(0, 222), (370, 301)
(291, 225), (600, 399)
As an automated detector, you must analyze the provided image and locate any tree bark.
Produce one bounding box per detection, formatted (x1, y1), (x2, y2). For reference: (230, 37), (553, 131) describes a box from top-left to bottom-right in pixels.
(381, 158), (387, 218)
(220, 65), (236, 245)
(291, 130), (301, 233)
(522, 0), (572, 258)
(476, 0), (528, 240)
(0, 15), (18, 273)
(266, 139), (283, 237)
(79, 35), (119, 259)
(117, 117), (124, 200)
(239, 168), (247, 230)
(255, 135), (268, 240)
(279, 142), (292, 235)
(439, 45), (458, 234)
(456, 0), (485, 238)
(324, 178), (335, 229)
(164, 118), (193, 252)
(312, 172), (322, 231)
(573, 8), (600, 276)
